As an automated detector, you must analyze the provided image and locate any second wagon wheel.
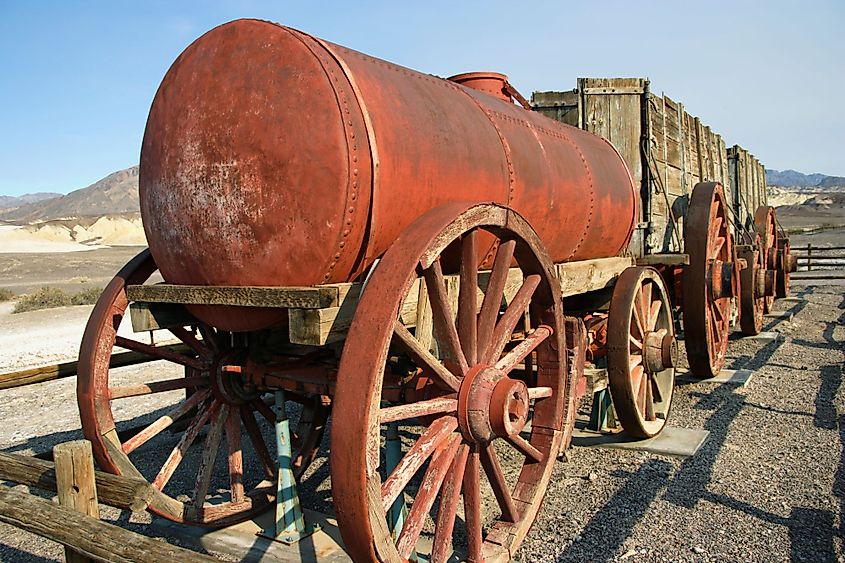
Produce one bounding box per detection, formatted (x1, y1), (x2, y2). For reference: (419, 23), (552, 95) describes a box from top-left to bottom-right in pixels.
(754, 205), (778, 312)
(332, 203), (568, 563)
(683, 182), (735, 379)
(607, 267), (676, 439)
(776, 237), (791, 298)
(739, 235), (766, 335)
(77, 249), (328, 526)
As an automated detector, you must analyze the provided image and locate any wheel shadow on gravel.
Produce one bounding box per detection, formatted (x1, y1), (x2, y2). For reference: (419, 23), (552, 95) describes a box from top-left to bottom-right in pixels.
(661, 286), (817, 506)
(698, 490), (837, 563)
(665, 285), (842, 562)
(801, 293), (844, 431)
(554, 459), (673, 563)
(555, 288), (821, 562)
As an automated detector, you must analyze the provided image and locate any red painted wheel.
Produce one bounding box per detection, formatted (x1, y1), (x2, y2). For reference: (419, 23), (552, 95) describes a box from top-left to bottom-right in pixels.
(739, 236), (765, 336)
(754, 206), (778, 312)
(683, 182), (735, 379)
(77, 249), (328, 526)
(607, 267), (676, 439)
(776, 238), (791, 298)
(332, 204), (569, 562)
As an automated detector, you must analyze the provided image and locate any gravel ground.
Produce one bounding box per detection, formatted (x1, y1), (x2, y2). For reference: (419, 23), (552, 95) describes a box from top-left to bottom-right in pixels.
(0, 281), (842, 562)
(519, 281), (845, 562)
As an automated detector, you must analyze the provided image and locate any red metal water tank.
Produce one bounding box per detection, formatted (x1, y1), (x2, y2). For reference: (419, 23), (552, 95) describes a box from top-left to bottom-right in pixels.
(140, 19), (637, 331)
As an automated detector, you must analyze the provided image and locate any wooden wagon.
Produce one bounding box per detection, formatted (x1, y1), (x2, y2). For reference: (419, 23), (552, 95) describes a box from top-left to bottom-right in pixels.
(71, 22), (782, 563)
(533, 77), (793, 375)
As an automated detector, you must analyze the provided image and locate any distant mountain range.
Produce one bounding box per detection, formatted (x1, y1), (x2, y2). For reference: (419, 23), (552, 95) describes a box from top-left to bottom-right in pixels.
(0, 167), (139, 223)
(766, 169), (845, 188)
(0, 192), (62, 210)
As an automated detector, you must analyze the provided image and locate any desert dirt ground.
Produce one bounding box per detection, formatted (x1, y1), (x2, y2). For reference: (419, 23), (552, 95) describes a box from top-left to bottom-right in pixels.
(0, 238), (843, 562)
(0, 246), (145, 295)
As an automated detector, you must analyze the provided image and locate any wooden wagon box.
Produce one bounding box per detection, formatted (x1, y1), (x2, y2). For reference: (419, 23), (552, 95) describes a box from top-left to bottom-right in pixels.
(532, 78), (768, 255)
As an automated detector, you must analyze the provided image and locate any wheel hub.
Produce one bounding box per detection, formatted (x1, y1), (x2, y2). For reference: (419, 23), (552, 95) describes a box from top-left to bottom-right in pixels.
(643, 328), (676, 373)
(457, 365), (530, 443)
(708, 259), (736, 300)
(216, 354), (261, 405)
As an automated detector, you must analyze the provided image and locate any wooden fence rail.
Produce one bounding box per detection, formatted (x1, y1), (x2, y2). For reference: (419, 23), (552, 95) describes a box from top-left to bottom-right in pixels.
(790, 243), (845, 279)
(0, 343), (190, 390)
(0, 442), (218, 562)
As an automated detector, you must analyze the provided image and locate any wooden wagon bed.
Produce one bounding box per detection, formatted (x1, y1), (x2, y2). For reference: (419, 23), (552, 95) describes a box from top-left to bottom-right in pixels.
(127, 256), (635, 346)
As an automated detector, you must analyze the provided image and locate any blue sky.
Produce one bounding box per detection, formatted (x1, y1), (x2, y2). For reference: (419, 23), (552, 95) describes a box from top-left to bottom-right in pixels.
(1, 0), (843, 196)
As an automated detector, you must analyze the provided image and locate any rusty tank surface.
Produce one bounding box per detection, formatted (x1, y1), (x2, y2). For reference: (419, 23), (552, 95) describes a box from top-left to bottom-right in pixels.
(140, 18), (637, 331)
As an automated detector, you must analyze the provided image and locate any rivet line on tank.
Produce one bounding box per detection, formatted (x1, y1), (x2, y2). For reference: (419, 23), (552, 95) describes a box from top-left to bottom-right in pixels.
(448, 85), (517, 204)
(560, 134), (595, 259)
(311, 42), (364, 281)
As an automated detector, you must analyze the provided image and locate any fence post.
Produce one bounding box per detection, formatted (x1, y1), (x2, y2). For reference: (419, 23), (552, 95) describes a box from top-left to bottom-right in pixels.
(54, 441), (98, 563)
(807, 243), (813, 271)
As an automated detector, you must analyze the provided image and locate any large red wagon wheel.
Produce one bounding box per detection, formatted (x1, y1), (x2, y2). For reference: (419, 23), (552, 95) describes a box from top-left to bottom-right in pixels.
(739, 235), (765, 336)
(332, 203), (568, 562)
(754, 206), (778, 313)
(683, 182), (735, 379)
(607, 267), (676, 439)
(77, 249), (327, 526)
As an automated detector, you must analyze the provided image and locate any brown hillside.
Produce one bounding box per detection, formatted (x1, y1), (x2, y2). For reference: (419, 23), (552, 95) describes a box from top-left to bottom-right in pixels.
(0, 166), (139, 223)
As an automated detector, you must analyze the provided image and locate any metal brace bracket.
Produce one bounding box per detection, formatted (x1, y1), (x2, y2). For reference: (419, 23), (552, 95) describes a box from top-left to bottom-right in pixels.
(260, 390), (320, 544)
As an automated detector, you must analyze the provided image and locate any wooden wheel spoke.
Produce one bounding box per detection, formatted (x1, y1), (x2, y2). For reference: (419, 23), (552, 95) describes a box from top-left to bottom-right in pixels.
(252, 398), (277, 425)
(709, 306), (725, 347)
(457, 230), (479, 366)
(640, 282), (653, 329)
(197, 324), (222, 354)
(651, 372), (665, 404)
(393, 321), (461, 392)
(629, 334), (643, 351)
(396, 435), (461, 559)
(480, 443), (519, 522)
(193, 404), (229, 507)
(431, 443), (469, 563)
(711, 216), (723, 242)
(629, 353), (643, 372)
(477, 239), (516, 351)
(712, 301), (725, 322)
(122, 389), (211, 454)
(240, 405), (275, 480)
(710, 198), (720, 223)
(380, 396), (458, 424)
(483, 274), (541, 364)
(152, 399), (216, 491)
(114, 336), (203, 370)
(463, 445), (483, 562)
(224, 407), (245, 504)
(168, 326), (209, 357)
(109, 376), (208, 400)
(423, 260), (468, 374)
(630, 365), (645, 400)
(504, 433), (544, 463)
(380, 417), (458, 512)
(494, 325), (551, 373)
(631, 292), (646, 338)
(636, 368), (648, 415)
(648, 300), (662, 331)
(644, 375), (656, 420)
(527, 386), (553, 400)
(712, 235), (726, 260)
